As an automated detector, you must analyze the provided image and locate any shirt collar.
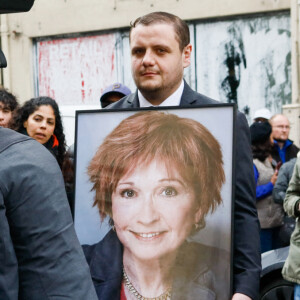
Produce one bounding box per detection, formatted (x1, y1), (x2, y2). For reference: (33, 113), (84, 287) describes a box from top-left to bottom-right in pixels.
(138, 80), (184, 107)
(274, 139), (292, 149)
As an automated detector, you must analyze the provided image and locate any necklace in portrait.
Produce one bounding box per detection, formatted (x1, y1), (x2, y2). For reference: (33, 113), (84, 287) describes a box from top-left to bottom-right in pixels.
(123, 267), (172, 300)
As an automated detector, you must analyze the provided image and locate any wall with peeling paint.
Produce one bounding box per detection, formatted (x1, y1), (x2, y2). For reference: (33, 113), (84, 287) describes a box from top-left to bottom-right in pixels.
(195, 12), (291, 122)
(5, 0), (290, 37)
(1, 0), (290, 101)
(35, 13), (291, 110)
(37, 34), (118, 105)
(32, 12), (292, 145)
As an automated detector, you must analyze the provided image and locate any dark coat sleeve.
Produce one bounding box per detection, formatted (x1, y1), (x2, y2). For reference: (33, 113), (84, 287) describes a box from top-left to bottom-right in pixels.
(273, 158), (297, 204)
(0, 130), (97, 300)
(233, 112), (261, 299)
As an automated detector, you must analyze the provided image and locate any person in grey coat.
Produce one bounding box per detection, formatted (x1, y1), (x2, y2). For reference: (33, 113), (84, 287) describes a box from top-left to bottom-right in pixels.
(0, 127), (97, 300)
(282, 157), (300, 299)
(273, 158), (297, 205)
(272, 157), (297, 246)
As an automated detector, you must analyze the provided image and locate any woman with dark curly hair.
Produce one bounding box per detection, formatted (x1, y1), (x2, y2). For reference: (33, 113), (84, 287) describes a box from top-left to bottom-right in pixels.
(0, 87), (19, 128)
(250, 121), (284, 253)
(12, 97), (66, 168)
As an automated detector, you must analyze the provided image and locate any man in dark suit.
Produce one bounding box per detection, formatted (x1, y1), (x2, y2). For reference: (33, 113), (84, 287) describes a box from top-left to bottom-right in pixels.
(108, 12), (261, 300)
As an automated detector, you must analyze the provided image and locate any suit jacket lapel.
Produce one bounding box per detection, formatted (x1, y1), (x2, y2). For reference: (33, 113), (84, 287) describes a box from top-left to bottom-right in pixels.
(179, 80), (199, 106)
(126, 90), (140, 108)
(88, 231), (123, 300)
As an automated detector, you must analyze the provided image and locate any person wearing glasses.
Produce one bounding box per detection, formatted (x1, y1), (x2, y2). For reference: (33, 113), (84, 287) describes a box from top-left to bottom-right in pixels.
(270, 114), (299, 163)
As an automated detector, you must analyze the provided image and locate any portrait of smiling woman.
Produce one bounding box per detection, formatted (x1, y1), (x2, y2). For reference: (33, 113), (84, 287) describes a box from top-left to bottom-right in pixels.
(83, 111), (230, 300)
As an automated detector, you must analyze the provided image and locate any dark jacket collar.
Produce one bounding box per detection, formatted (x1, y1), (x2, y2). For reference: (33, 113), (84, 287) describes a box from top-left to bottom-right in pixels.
(88, 231), (123, 282)
(124, 90), (140, 107)
(179, 80), (200, 106)
(84, 231), (123, 300)
(273, 139), (293, 149)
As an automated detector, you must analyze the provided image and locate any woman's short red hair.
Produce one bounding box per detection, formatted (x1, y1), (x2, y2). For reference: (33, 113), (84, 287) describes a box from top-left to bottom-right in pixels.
(88, 111), (225, 224)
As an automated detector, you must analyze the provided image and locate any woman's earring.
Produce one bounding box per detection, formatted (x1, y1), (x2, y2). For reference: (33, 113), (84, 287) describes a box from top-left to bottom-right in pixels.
(112, 225), (116, 231)
(194, 219), (205, 231)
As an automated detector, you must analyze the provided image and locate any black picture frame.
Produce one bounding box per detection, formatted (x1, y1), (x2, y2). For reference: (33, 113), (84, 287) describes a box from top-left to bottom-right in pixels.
(74, 104), (236, 299)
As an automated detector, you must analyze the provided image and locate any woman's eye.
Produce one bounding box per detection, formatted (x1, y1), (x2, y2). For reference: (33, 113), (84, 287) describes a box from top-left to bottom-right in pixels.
(121, 189), (136, 198)
(162, 187), (177, 197)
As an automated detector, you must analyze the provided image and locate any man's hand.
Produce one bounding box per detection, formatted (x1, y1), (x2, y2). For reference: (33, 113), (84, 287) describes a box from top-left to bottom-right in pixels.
(232, 293), (252, 300)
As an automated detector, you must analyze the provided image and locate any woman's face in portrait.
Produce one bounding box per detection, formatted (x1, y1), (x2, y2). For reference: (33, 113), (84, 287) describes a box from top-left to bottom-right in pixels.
(23, 105), (56, 145)
(112, 159), (202, 262)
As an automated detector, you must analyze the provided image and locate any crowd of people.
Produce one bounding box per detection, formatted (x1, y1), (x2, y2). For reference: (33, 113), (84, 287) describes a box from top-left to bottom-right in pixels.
(1, 10), (300, 300)
(250, 110), (298, 252)
(250, 109), (300, 298)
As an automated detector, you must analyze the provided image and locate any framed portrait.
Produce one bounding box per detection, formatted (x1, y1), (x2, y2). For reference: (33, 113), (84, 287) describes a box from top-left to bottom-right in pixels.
(74, 105), (235, 300)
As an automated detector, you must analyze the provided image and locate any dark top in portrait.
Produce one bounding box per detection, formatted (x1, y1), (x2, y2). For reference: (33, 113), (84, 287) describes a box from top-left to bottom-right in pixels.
(83, 230), (230, 300)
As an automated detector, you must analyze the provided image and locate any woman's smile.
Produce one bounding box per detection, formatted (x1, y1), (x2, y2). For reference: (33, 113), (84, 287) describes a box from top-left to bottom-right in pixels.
(131, 231), (166, 240)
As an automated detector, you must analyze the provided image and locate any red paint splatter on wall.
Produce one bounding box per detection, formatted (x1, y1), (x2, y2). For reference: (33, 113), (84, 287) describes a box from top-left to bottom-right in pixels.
(111, 52), (114, 73)
(37, 34), (117, 105)
(81, 72), (85, 101)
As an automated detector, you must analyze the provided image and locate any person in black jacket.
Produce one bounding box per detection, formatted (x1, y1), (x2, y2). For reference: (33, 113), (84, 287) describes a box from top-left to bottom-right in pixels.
(107, 11), (260, 300)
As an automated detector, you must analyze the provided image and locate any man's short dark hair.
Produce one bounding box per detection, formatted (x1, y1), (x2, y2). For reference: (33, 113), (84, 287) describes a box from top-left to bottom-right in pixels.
(130, 11), (190, 51)
(0, 88), (18, 111)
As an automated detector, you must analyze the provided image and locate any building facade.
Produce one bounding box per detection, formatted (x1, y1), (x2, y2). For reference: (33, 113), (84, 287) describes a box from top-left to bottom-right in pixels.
(2, 0), (299, 145)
